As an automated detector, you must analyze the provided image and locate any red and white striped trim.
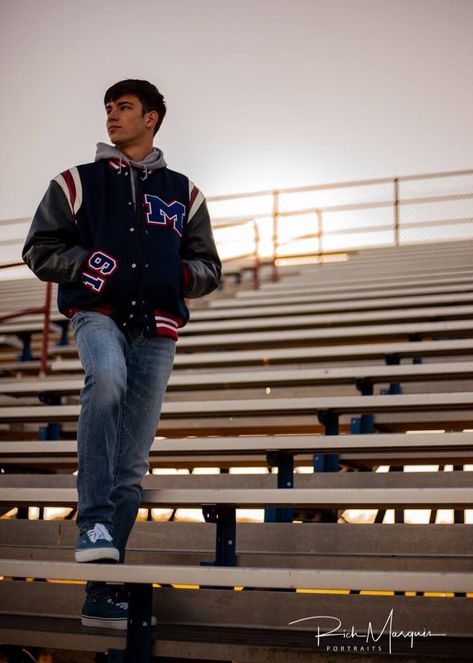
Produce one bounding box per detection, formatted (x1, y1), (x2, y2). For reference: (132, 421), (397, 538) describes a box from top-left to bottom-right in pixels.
(54, 167), (83, 218)
(154, 309), (183, 341)
(188, 180), (205, 222)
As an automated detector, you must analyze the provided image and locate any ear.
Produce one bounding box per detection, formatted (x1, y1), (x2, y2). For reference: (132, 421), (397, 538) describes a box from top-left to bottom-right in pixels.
(145, 110), (159, 131)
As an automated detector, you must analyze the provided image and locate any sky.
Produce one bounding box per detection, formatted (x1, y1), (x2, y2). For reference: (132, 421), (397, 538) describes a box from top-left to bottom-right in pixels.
(1, 0), (472, 222)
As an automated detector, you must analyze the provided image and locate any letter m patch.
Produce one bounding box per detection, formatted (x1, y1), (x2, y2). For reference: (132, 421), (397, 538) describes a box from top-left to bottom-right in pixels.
(144, 194), (186, 237)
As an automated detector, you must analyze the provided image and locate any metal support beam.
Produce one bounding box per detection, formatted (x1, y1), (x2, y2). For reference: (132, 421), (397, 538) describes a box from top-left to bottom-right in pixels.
(16, 332), (33, 362)
(393, 177), (400, 246)
(315, 411), (340, 471)
(38, 423), (62, 440)
(265, 451), (294, 523)
(272, 190), (280, 282)
(314, 411), (339, 523)
(382, 355), (402, 395)
(203, 506), (236, 566)
(353, 378), (376, 434)
(355, 377), (373, 396)
(350, 414), (375, 434)
(125, 583), (153, 662)
(57, 320), (70, 346)
(385, 353), (401, 366)
(38, 392), (62, 440)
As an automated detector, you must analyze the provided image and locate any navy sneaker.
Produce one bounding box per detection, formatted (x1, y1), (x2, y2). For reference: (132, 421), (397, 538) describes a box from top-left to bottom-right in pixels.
(81, 591), (158, 630)
(81, 593), (128, 629)
(75, 523), (119, 562)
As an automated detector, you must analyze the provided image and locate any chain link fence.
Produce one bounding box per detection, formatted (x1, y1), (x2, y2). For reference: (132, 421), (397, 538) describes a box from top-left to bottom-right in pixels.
(208, 169), (473, 265)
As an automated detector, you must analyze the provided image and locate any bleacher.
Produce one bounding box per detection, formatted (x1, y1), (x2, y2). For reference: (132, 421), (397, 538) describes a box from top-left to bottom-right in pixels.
(1, 239), (473, 662)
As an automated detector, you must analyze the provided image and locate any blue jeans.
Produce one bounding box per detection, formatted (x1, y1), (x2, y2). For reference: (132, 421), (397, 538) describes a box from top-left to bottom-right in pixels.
(71, 311), (175, 597)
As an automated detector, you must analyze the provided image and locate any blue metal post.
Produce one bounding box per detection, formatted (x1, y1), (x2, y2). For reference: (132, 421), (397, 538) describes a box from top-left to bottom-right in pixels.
(125, 583), (153, 662)
(16, 332), (33, 362)
(202, 506), (236, 566)
(315, 411), (339, 472)
(265, 451), (294, 523)
(37, 392), (62, 439)
(314, 411), (339, 522)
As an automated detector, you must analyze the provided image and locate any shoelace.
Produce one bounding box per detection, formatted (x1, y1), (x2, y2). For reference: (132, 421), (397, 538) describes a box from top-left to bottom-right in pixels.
(107, 597), (128, 610)
(87, 523), (113, 543)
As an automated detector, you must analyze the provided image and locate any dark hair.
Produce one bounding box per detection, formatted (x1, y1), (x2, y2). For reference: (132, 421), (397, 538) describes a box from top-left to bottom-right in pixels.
(104, 79), (166, 135)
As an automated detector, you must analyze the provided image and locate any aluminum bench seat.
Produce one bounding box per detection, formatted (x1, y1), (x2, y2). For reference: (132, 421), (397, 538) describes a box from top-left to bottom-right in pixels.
(2, 431), (473, 469)
(210, 277), (473, 308)
(48, 337), (473, 372)
(1, 558), (471, 594)
(44, 318), (473, 355)
(190, 291), (473, 320)
(179, 304), (473, 336)
(1, 391), (473, 423)
(2, 360), (473, 397)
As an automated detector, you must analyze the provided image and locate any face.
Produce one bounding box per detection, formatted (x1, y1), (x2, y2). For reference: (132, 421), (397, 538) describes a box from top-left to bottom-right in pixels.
(105, 94), (157, 148)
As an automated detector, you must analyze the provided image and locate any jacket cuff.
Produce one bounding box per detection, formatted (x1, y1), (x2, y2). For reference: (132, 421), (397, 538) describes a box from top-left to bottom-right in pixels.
(153, 309), (183, 341)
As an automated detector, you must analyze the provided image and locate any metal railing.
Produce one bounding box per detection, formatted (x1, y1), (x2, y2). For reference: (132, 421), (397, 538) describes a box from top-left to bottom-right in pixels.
(0, 262), (52, 375)
(207, 168), (473, 282)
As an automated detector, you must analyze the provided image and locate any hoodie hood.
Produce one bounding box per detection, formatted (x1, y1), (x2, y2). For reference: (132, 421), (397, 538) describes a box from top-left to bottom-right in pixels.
(95, 142), (167, 172)
(95, 142), (167, 204)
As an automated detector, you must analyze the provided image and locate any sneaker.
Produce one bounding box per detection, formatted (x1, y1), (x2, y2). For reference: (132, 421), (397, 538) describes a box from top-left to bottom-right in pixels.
(75, 523), (119, 562)
(81, 592), (157, 630)
(81, 593), (128, 630)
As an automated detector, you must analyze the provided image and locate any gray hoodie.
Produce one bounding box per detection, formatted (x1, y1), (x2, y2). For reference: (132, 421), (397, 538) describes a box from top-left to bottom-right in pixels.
(95, 142), (167, 206)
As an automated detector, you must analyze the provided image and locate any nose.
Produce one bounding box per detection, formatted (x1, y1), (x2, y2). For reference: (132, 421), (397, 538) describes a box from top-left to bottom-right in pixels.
(107, 108), (119, 123)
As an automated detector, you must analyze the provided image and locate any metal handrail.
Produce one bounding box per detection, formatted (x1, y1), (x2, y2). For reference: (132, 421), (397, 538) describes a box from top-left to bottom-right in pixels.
(208, 168), (473, 282)
(0, 262), (52, 375)
(207, 168), (473, 202)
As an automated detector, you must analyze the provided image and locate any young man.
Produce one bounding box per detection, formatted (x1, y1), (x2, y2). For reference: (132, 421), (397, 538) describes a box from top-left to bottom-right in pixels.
(22, 79), (221, 629)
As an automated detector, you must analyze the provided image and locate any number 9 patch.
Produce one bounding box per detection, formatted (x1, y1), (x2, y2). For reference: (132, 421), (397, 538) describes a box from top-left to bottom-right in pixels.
(82, 250), (118, 292)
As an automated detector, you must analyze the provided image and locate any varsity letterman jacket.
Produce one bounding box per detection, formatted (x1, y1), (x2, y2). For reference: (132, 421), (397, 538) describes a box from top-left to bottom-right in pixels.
(22, 143), (221, 340)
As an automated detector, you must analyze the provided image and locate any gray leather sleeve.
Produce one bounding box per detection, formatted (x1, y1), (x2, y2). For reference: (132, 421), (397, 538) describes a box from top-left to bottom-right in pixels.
(181, 199), (222, 298)
(22, 181), (90, 283)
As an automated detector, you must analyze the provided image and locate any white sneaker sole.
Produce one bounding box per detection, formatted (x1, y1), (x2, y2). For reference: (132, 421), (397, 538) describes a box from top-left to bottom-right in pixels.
(80, 614), (157, 629)
(81, 615), (127, 630)
(75, 547), (120, 562)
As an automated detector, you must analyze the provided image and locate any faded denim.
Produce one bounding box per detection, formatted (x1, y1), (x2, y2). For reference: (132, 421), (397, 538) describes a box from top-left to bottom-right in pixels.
(71, 311), (175, 597)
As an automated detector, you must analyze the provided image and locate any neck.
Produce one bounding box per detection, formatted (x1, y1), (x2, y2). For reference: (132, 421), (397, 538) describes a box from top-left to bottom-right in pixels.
(116, 142), (154, 162)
